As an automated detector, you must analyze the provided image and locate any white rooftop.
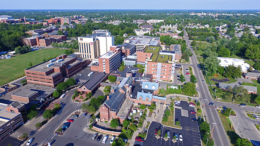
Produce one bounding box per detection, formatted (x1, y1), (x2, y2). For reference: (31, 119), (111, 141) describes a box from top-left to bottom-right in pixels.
(218, 57), (250, 72)
(100, 51), (116, 59)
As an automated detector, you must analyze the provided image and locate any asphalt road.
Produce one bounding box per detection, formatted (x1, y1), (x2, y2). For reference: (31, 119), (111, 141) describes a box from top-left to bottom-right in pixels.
(183, 30), (231, 146)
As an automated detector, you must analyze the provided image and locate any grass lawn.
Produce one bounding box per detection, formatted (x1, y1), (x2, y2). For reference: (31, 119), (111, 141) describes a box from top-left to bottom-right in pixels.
(218, 112), (240, 146)
(0, 48), (65, 85)
(245, 60), (255, 66)
(206, 73), (237, 85)
(241, 82), (260, 94)
(156, 55), (171, 63)
(197, 57), (204, 63)
(161, 108), (181, 129)
(151, 54), (158, 62)
(252, 80), (259, 84)
(144, 46), (160, 54)
(247, 113), (256, 120)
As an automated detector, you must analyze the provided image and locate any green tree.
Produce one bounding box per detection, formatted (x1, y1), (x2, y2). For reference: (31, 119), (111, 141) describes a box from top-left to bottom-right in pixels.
(122, 119), (130, 128)
(208, 36), (215, 43)
(200, 121), (210, 133)
(56, 82), (68, 92)
(65, 78), (76, 86)
(217, 66), (225, 75)
(28, 62), (33, 68)
(112, 138), (125, 146)
(27, 110), (38, 120)
(182, 82), (197, 95)
(254, 95), (260, 105)
(53, 90), (60, 98)
(191, 75), (197, 83)
(104, 86), (111, 94)
(140, 104), (146, 109)
(180, 74), (185, 82)
(163, 116), (168, 122)
(245, 45), (260, 60)
(129, 123), (137, 131)
(217, 47), (230, 57)
(164, 133), (168, 138)
(164, 109), (170, 117)
(253, 62), (260, 70)
(57, 30), (63, 35)
(82, 103), (88, 111)
(224, 65), (242, 79)
(35, 122), (42, 129)
(110, 119), (119, 128)
(235, 138), (252, 146)
(191, 40), (196, 47)
(108, 75), (117, 83)
(21, 80), (27, 85)
(204, 51), (220, 74)
(43, 109), (53, 120)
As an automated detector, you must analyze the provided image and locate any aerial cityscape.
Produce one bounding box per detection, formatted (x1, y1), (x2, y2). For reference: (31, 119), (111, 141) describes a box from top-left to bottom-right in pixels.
(0, 1), (260, 146)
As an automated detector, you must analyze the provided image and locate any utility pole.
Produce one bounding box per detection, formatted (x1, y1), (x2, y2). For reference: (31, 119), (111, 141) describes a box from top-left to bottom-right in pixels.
(229, 109), (233, 117)
(206, 138), (209, 146)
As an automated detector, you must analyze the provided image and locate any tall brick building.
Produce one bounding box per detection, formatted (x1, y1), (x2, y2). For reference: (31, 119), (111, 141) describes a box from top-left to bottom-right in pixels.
(25, 54), (89, 87)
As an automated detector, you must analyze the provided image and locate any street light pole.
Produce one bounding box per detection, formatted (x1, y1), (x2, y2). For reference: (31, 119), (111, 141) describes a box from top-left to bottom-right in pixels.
(229, 109), (232, 117)
(206, 138), (209, 146)
(210, 123), (217, 138)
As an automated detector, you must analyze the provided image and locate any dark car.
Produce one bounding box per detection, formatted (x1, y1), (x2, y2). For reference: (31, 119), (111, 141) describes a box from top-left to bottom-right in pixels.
(97, 135), (103, 141)
(191, 118), (198, 122)
(155, 129), (158, 135)
(239, 103), (246, 107)
(209, 102), (214, 106)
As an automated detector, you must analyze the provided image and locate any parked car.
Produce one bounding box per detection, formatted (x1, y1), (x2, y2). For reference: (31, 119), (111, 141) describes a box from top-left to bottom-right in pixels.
(92, 133), (98, 140)
(84, 113), (87, 117)
(97, 135), (103, 141)
(175, 133), (178, 141)
(190, 111), (197, 114)
(186, 69), (189, 71)
(63, 122), (71, 126)
(110, 136), (115, 144)
(191, 118), (198, 122)
(102, 135), (109, 144)
(189, 102), (195, 107)
(62, 125), (69, 129)
(26, 138), (34, 145)
(140, 111), (143, 116)
(179, 134), (183, 141)
(253, 114), (259, 119)
(256, 105), (260, 108)
(209, 102), (214, 106)
(67, 119), (74, 122)
(202, 80), (205, 82)
(135, 117), (139, 121)
(239, 103), (246, 107)
(71, 115), (78, 119)
(186, 72), (190, 75)
(175, 101), (180, 105)
(155, 129), (158, 135)
(167, 131), (170, 138)
(135, 137), (144, 142)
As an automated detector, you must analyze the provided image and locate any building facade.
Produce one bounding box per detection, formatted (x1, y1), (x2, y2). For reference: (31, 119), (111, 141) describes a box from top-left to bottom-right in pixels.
(61, 17), (71, 25)
(145, 62), (175, 81)
(78, 37), (100, 59)
(91, 50), (121, 74)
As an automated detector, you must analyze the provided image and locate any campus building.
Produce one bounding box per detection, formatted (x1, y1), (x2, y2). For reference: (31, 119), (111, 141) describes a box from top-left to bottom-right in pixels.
(110, 43), (136, 57)
(159, 24), (178, 32)
(99, 76), (165, 123)
(124, 36), (160, 51)
(61, 17), (71, 25)
(78, 31), (114, 58)
(134, 29), (151, 36)
(0, 103), (24, 142)
(91, 49), (121, 74)
(25, 54), (90, 87)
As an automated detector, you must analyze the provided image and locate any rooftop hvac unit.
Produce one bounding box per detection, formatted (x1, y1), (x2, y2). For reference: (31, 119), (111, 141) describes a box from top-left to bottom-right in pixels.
(46, 63), (55, 67)
(49, 58), (56, 63)
(56, 59), (64, 63)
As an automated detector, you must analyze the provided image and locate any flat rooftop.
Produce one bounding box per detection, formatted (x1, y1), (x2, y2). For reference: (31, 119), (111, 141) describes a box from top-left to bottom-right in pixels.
(27, 55), (75, 73)
(126, 36), (160, 46)
(117, 98), (133, 119)
(100, 51), (116, 59)
(151, 54), (172, 63)
(111, 66), (141, 78)
(12, 89), (38, 98)
(0, 104), (20, 127)
(144, 46), (161, 54)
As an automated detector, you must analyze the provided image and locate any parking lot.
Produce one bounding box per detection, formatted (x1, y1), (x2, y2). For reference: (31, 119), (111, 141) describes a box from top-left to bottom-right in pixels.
(182, 65), (190, 83)
(143, 101), (201, 146)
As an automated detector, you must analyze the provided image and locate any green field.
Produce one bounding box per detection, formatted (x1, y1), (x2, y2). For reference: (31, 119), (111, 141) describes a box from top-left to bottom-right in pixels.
(206, 73), (237, 85)
(0, 49), (65, 85)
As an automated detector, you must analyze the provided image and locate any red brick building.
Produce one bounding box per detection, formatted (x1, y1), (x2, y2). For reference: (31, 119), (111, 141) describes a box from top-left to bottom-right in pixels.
(91, 49), (121, 74)
(47, 18), (61, 24)
(136, 51), (152, 63)
(25, 54), (89, 87)
(146, 62), (174, 81)
(23, 34), (67, 47)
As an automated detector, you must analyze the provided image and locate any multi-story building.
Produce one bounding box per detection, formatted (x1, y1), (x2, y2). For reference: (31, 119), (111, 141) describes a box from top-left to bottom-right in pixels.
(133, 20), (146, 25)
(23, 34), (67, 47)
(146, 61), (175, 81)
(47, 18), (61, 24)
(78, 36), (100, 59)
(61, 17), (71, 25)
(134, 29), (151, 36)
(124, 36), (160, 51)
(91, 49), (121, 74)
(92, 29), (111, 36)
(25, 54), (90, 87)
(140, 25), (154, 31)
(0, 15), (13, 21)
(170, 45), (182, 61)
(159, 24), (178, 32)
(110, 43), (136, 57)
(78, 32), (114, 58)
(0, 103), (24, 142)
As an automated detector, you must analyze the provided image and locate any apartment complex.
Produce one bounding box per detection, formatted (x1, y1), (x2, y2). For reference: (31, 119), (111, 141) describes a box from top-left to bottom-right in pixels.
(159, 24), (178, 32)
(0, 103), (24, 142)
(78, 30), (114, 59)
(146, 62), (175, 81)
(25, 54), (89, 87)
(91, 50), (121, 74)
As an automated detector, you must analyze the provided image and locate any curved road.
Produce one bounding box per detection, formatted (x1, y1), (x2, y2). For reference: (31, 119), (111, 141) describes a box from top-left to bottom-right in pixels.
(184, 30), (231, 146)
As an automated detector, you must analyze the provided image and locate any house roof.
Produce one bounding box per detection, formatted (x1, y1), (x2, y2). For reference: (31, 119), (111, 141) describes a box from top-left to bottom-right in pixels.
(245, 70), (260, 78)
(105, 90), (125, 112)
(218, 83), (257, 92)
(141, 25), (154, 29)
(137, 92), (153, 101)
(142, 82), (159, 90)
(82, 72), (107, 90)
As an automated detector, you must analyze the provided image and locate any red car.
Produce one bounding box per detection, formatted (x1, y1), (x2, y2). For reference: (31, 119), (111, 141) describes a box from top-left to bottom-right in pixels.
(186, 72), (190, 75)
(155, 129), (158, 135)
(67, 119), (74, 122)
(190, 111), (197, 114)
(135, 137), (144, 142)
(189, 102), (195, 107)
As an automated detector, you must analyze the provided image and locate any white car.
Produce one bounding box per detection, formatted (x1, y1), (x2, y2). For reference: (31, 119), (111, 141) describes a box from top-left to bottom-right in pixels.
(110, 136), (115, 144)
(26, 138), (34, 145)
(140, 111), (143, 116)
(179, 134), (183, 141)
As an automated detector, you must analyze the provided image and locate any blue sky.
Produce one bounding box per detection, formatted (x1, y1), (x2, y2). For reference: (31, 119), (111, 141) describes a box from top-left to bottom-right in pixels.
(1, 0), (260, 10)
